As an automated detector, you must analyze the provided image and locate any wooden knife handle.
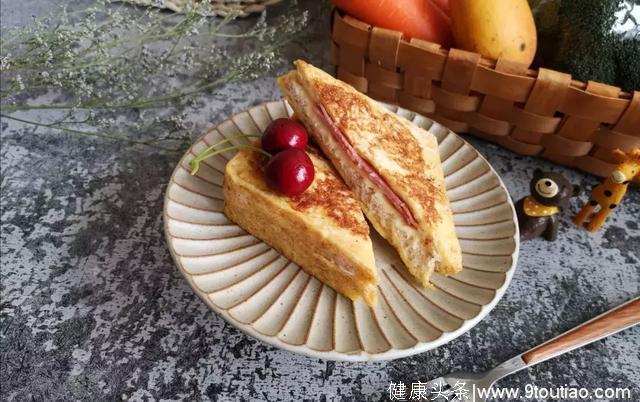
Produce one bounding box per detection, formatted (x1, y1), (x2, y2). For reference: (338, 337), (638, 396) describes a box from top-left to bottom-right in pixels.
(522, 297), (640, 365)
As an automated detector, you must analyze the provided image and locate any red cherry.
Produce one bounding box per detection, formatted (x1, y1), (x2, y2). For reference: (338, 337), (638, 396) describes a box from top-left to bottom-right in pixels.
(261, 118), (309, 154)
(265, 148), (315, 196)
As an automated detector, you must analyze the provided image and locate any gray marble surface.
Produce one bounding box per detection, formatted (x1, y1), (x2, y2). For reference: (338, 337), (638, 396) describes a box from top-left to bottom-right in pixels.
(1, 1), (639, 401)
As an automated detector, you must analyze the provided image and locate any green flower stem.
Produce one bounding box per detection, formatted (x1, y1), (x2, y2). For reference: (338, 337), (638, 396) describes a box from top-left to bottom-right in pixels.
(51, 12), (232, 71)
(1, 13), (289, 110)
(0, 113), (180, 151)
(55, 12), (177, 60)
(1, 72), (237, 112)
(1, 11), (205, 74)
(1, 2), (310, 149)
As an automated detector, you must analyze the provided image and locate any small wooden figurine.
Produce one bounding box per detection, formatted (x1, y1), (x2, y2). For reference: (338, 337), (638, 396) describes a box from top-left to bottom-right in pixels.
(574, 148), (640, 232)
(516, 169), (579, 241)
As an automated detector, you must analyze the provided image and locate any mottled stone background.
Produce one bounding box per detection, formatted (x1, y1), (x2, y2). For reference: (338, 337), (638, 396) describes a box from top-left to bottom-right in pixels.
(1, 1), (638, 401)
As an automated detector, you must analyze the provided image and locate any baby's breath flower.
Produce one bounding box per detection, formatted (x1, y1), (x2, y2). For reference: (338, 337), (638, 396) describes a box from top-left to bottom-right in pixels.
(0, 1), (311, 151)
(14, 75), (25, 91)
(0, 54), (11, 70)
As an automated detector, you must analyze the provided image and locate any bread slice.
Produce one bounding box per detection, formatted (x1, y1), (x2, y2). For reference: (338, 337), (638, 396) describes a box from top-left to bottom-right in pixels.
(223, 147), (379, 306)
(277, 60), (462, 287)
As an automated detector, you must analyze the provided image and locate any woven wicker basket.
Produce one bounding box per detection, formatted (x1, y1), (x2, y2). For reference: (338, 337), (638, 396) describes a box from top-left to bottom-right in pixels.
(330, 11), (640, 178)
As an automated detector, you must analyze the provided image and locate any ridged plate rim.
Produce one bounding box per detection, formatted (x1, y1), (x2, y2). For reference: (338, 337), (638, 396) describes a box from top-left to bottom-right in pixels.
(163, 99), (520, 361)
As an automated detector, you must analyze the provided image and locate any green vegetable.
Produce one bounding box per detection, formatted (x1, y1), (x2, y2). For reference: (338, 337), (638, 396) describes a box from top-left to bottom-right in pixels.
(531, 0), (639, 92)
(614, 36), (640, 92)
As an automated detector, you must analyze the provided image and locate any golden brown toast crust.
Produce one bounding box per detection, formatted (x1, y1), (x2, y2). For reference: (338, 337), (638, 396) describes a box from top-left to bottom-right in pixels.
(223, 149), (378, 305)
(289, 148), (369, 237)
(278, 61), (463, 284)
(302, 61), (446, 228)
(240, 147), (369, 237)
(313, 83), (445, 225)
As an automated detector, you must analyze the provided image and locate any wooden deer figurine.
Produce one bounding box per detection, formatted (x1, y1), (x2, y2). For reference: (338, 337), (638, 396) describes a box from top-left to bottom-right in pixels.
(574, 148), (640, 232)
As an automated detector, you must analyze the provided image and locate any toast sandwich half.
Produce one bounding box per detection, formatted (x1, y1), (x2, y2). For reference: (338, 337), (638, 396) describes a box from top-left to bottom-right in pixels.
(277, 60), (462, 287)
(223, 147), (379, 306)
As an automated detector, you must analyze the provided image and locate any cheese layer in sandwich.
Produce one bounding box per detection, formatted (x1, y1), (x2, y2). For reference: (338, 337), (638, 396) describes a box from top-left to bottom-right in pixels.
(224, 147), (379, 306)
(277, 60), (462, 286)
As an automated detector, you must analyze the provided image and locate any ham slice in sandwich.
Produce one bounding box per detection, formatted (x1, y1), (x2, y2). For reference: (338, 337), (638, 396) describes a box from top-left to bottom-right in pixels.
(277, 60), (462, 287)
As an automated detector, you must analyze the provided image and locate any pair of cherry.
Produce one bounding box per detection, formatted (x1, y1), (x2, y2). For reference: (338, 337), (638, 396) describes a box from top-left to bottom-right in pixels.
(262, 118), (314, 196)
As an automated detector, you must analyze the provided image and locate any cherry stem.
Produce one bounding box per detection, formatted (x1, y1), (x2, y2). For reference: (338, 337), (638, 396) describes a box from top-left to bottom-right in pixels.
(190, 134), (270, 175)
(198, 134), (262, 156)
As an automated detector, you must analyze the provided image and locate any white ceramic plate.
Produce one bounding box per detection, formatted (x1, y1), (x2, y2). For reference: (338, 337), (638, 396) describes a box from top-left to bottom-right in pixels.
(163, 100), (519, 361)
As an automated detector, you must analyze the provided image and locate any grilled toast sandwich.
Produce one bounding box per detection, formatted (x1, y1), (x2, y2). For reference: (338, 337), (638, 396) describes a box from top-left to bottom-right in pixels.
(278, 60), (462, 287)
(223, 147), (379, 306)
